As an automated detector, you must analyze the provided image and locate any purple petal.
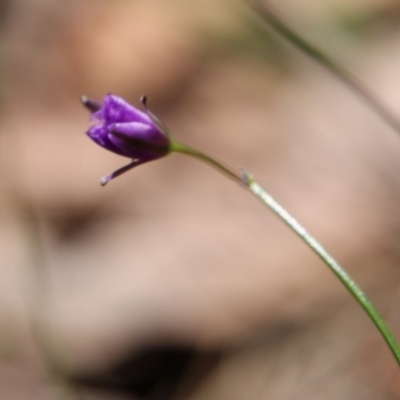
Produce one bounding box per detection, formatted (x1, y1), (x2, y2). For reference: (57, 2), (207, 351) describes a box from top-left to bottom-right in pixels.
(96, 94), (150, 125)
(111, 122), (169, 147)
(86, 124), (128, 157)
(108, 122), (169, 159)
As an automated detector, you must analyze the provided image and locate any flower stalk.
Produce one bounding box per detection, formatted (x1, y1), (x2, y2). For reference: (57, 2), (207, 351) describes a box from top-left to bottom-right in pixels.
(172, 141), (400, 367)
(169, 141), (242, 184)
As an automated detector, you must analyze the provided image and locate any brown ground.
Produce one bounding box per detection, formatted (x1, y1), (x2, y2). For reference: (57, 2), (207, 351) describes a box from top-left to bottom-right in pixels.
(1, 0), (400, 399)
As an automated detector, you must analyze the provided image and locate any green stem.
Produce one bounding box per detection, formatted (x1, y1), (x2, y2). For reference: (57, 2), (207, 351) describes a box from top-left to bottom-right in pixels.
(170, 141), (243, 184)
(250, 0), (400, 134)
(172, 141), (400, 366)
(242, 170), (400, 365)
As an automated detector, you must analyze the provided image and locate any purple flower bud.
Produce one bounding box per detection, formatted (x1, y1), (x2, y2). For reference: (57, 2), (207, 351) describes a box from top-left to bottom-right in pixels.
(82, 94), (171, 186)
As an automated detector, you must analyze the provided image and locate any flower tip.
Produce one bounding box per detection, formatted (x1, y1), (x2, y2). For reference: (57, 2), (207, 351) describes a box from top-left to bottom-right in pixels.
(100, 177), (109, 187)
(140, 95), (147, 107)
(81, 95), (102, 113)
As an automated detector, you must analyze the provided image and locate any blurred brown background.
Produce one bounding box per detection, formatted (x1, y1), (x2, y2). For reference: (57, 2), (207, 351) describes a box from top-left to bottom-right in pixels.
(1, 0), (400, 399)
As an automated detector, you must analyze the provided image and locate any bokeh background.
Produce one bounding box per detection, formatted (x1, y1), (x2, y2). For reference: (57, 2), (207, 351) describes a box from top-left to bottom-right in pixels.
(1, 0), (400, 399)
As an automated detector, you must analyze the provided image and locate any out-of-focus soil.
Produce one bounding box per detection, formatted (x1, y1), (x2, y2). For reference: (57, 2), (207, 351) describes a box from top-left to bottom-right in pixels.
(1, 0), (400, 399)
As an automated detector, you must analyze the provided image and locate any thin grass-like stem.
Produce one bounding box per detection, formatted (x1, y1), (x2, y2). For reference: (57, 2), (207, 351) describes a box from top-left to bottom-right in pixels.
(250, 0), (400, 134)
(240, 169), (400, 366)
(172, 141), (400, 367)
(170, 141), (242, 184)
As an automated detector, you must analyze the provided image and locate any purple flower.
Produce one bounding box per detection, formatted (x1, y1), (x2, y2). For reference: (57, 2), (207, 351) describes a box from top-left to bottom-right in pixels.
(82, 94), (171, 186)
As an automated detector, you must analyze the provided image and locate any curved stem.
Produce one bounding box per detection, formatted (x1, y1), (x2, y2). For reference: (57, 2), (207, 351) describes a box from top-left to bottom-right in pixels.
(240, 169), (400, 366)
(170, 141), (243, 184)
(173, 141), (400, 367)
(250, 0), (400, 134)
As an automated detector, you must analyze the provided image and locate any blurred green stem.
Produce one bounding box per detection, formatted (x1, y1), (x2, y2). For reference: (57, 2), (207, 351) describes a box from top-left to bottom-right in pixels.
(3, 131), (82, 399)
(172, 140), (400, 367)
(250, 0), (400, 134)
(16, 200), (82, 400)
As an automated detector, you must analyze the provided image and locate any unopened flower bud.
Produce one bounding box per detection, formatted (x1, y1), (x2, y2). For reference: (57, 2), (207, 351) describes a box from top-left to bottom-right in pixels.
(82, 94), (171, 185)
